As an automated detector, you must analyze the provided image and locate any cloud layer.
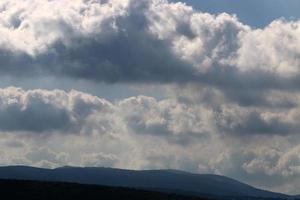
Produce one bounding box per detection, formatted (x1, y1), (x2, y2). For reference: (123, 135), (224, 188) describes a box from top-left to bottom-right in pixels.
(0, 87), (299, 194)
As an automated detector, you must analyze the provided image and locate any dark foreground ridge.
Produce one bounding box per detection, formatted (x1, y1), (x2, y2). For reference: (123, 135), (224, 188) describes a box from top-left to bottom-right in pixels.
(0, 179), (207, 200)
(0, 166), (297, 200)
(0, 179), (293, 200)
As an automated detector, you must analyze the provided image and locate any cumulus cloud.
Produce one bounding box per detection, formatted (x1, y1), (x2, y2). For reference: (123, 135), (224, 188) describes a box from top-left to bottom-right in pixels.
(0, 88), (72, 132)
(1, 86), (300, 140)
(0, 87), (114, 134)
(214, 104), (299, 136)
(0, 0), (298, 91)
(243, 146), (300, 177)
(0, 0), (194, 82)
(118, 95), (214, 145)
(0, 87), (213, 141)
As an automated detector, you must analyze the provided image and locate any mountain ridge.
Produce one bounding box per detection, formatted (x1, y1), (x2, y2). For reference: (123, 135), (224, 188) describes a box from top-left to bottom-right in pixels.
(0, 165), (295, 199)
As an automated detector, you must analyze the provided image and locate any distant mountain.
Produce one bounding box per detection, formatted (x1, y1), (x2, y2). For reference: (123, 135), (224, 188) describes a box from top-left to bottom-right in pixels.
(0, 166), (293, 199)
(0, 179), (207, 200)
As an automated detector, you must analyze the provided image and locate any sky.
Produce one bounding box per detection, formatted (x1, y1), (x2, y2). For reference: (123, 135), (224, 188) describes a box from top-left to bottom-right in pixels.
(0, 0), (300, 195)
(171, 0), (300, 27)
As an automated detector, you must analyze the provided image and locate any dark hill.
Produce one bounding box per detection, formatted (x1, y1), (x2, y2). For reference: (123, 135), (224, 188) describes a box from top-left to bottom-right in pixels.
(0, 166), (293, 199)
(0, 179), (208, 200)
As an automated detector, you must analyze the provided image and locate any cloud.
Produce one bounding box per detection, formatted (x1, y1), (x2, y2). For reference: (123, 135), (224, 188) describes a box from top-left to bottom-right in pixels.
(118, 95), (215, 145)
(26, 147), (69, 168)
(0, 87), (213, 143)
(242, 146), (300, 177)
(1, 86), (300, 138)
(0, 0), (195, 83)
(0, 87), (299, 194)
(0, 88), (179, 138)
(0, 87), (114, 134)
(214, 104), (298, 136)
(0, 0), (298, 92)
(82, 152), (119, 168)
(0, 89), (72, 132)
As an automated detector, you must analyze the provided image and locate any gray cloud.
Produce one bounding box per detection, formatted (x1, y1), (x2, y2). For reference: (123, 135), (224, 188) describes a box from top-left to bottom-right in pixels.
(0, 87), (114, 134)
(0, 94), (71, 132)
(0, 0), (299, 93)
(0, 0), (196, 83)
(1, 87), (300, 138)
(212, 101), (300, 137)
(0, 88), (212, 141)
